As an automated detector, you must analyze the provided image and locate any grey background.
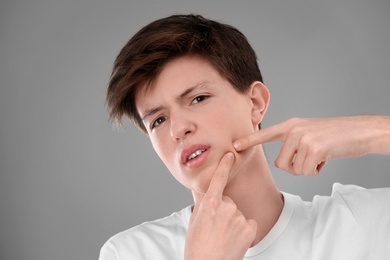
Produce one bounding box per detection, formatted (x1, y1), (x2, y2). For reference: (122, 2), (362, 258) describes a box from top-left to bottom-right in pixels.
(1, 1), (389, 260)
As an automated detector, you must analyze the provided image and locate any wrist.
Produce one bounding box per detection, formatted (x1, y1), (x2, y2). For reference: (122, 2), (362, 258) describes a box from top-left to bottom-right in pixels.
(367, 115), (390, 155)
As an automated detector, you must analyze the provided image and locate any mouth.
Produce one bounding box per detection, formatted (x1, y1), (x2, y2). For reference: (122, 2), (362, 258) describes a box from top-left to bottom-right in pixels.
(187, 148), (207, 161)
(181, 145), (210, 168)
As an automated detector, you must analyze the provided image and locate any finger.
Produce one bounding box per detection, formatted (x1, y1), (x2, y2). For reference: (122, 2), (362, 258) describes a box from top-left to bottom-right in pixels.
(275, 140), (297, 175)
(303, 157), (327, 176)
(233, 123), (286, 151)
(247, 219), (258, 238)
(243, 219), (258, 246)
(205, 152), (235, 199)
(292, 146), (307, 175)
(302, 163), (319, 176)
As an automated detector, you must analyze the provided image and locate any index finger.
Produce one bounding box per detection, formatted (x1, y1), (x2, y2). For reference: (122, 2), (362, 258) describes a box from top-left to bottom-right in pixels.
(205, 152), (235, 199)
(233, 123), (286, 151)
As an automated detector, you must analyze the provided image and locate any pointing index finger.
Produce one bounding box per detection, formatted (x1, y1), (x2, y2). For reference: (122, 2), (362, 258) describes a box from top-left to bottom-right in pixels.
(205, 152), (235, 199)
(233, 123), (285, 151)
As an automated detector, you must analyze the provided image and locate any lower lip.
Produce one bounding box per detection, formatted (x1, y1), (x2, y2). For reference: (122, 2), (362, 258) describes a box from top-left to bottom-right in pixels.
(185, 149), (210, 169)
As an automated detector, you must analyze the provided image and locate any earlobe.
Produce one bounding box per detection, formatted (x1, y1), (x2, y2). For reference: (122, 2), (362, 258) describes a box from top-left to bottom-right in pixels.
(249, 81), (270, 126)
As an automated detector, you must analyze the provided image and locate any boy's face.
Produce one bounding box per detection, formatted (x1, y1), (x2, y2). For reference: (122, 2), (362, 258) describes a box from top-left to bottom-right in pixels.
(136, 56), (264, 196)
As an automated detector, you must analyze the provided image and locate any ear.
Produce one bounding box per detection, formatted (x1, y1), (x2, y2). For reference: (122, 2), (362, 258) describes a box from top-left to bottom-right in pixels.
(248, 81), (270, 127)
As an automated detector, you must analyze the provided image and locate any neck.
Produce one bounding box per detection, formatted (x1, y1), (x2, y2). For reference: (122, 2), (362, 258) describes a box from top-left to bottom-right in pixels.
(193, 145), (284, 246)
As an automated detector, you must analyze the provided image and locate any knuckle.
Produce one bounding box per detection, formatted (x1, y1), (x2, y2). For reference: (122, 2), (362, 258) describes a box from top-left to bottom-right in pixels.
(244, 221), (257, 238)
(289, 125), (304, 137)
(224, 197), (237, 211)
(308, 143), (324, 156)
(222, 195), (232, 204)
(299, 135), (312, 146)
(204, 196), (219, 209)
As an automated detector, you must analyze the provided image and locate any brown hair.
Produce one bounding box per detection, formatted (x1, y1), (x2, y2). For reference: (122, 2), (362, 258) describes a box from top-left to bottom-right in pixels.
(106, 14), (263, 132)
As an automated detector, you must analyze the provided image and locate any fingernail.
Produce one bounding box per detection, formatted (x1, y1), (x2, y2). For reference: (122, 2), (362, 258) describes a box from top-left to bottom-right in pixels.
(233, 141), (241, 150)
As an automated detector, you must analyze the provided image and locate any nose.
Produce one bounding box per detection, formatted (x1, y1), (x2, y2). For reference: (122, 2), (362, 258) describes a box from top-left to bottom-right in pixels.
(170, 111), (196, 141)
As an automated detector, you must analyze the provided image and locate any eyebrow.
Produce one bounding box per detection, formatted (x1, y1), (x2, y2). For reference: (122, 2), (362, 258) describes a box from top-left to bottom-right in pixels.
(141, 81), (210, 122)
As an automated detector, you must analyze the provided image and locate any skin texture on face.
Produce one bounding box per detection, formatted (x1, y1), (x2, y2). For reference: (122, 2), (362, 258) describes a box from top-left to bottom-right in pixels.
(136, 56), (268, 197)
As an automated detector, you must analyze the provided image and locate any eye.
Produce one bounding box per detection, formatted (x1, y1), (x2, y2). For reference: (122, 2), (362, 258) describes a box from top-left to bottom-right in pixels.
(192, 95), (209, 104)
(151, 116), (166, 129)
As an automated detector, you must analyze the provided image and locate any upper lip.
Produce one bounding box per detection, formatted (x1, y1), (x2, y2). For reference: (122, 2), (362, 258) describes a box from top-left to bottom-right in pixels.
(181, 144), (209, 164)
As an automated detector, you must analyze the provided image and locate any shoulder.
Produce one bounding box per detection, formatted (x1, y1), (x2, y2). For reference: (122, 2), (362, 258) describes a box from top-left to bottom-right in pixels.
(99, 205), (192, 260)
(331, 182), (390, 210)
(330, 183), (390, 255)
(285, 183), (390, 235)
(282, 184), (390, 257)
(300, 183), (390, 211)
(305, 183), (390, 221)
(330, 182), (390, 227)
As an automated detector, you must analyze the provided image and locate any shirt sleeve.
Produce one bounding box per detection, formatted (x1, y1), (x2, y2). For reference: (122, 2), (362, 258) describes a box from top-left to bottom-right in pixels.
(332, 183), (390, 258)
(99, 241), (118, 260)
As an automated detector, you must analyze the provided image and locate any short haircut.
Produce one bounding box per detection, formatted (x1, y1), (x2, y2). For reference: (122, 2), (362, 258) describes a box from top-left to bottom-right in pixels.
(106, 14), (263, 132)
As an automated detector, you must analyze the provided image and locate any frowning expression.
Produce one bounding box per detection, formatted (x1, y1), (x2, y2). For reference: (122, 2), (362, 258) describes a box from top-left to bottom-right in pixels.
(136, 56), (259, 194)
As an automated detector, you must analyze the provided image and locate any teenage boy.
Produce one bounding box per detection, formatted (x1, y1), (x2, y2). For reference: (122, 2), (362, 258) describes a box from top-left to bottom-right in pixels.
(99, 14), (390, 259)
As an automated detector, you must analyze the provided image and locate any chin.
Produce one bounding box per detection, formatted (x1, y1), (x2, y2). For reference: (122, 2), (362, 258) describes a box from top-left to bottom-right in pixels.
(190, 166), (217, 195)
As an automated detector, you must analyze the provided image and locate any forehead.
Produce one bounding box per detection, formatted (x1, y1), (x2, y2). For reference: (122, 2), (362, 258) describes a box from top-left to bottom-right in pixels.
(135, 56), (223, 103)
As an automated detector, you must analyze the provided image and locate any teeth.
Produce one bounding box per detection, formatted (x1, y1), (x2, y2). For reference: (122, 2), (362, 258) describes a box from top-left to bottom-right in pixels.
(188, 149), (206, 161)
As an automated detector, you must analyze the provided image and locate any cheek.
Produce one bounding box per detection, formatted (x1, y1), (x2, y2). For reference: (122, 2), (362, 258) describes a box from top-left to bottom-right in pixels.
(150, 136), (173, 166)
(151, 138), (188, 186)
(207, 104), (253, 154)
(224, 114), (254, 141)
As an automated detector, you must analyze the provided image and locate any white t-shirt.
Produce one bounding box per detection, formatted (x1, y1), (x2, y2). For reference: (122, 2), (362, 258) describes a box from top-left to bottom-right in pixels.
(99, 183), (390, 259)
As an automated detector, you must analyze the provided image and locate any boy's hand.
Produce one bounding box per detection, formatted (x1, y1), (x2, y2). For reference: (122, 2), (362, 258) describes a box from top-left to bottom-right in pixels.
(233, 116), (390, 176)
(184, 152), (257, 260)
